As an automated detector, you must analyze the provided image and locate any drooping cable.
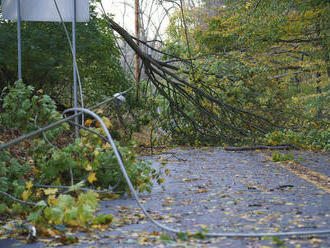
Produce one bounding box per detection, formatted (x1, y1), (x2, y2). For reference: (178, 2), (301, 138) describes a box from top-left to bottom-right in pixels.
(1, 105), (330, 237)
(53, 0), (85, 125)
(62, 108), (330, 238)
(99, 2), (135, 79)
(0, 87), (133, 150)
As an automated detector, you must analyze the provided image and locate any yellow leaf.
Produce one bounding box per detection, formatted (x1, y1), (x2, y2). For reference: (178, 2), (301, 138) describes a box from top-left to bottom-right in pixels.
(94, 150), (100, 157)
(102, 143), (111, 151)
(85, 164), (93, 171)
(26, 181), (33, 190)
(36, 189), (43, 198)
(32, 167), (40, 174)
(165, 169), (170, 176)
(47, 194), (58, 206)
(44, 188), (58, 195)
(22, 190), (30, 201)
(84, 119), (94, 126)
(95, 117), (112, 129)
(88, 172), (97, 184)
(96, 109), (103, 114)
(95, 120), (101, 128)
(102, 117), (112, 129)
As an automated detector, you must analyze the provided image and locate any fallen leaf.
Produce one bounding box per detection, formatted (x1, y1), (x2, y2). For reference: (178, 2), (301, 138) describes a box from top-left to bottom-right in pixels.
(84, 119), (94, 126)
(88, 172), (97, 184)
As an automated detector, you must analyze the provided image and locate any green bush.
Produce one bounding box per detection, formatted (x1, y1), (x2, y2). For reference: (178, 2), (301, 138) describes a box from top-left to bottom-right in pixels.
(0, 82), (164, 226)
(0, 80), (61, 132)
(264, 126), (329, 151)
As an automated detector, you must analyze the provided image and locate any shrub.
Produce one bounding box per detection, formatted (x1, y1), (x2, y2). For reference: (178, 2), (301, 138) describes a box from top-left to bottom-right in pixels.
(0, 81), (164, 226)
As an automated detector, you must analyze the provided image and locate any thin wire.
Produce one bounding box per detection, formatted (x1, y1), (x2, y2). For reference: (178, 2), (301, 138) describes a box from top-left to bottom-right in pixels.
(0, 190), (36, 206)
(53, 0), (85, 125)
(99, 2), (135, 78)
(62, 107), (330, 238)
(0, 87), (133, 150)
(1, 106), (330, 237)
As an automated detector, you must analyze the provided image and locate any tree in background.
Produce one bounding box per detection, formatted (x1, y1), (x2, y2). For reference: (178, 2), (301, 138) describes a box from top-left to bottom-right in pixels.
(161, 0), (329, 147)
(0, 3), (129, 107)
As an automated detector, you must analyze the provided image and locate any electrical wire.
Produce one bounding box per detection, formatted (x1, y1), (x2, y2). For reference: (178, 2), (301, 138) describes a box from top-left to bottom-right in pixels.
(0, 87), (133, 150)
(53, 0), (85, 125)
(1, 105), (330, 237)
(61, 107), (330, 238)
(99, 2), (135, 79)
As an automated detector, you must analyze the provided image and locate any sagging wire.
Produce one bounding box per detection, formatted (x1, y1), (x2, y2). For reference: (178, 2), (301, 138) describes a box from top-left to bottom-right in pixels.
(1, 106), (330, 237)
(0, 87), (133, 150)
(0, 190), (36, 206)
(0, 88), (132, 206)
(99, 2), (135, 79)
(66, 120), (123, 191)
(53, 0), (85, 125)
(62, 108), (330, 238)
(34, 184), (123, 195)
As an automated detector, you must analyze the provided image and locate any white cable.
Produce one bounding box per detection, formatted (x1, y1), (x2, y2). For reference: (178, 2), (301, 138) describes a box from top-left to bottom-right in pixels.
(53, 0), (85, 125)
(63, 108), (330, 237)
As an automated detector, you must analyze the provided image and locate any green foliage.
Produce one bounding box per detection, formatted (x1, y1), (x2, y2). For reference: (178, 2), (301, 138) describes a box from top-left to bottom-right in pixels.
(43, 191), (98, 226)
(265, 125), (329, 151)
(0, 81), (62, 132)
(162, 0), (329, 146)
(0, 3), (130, 107)
(0, 82), (163, 228)
(272, 152), (294, 162)
(28, 190), (111, 227)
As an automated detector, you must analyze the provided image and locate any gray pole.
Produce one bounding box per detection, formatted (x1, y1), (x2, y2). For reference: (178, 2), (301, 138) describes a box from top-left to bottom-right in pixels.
(17, 0), (22, 80)
(72, 0), (79, 138)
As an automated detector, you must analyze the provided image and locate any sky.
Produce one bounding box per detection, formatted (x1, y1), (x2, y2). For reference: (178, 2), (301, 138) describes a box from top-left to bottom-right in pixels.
(99, 0), (171, 37)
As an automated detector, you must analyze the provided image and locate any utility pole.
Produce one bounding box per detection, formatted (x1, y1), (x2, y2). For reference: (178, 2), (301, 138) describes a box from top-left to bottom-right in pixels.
(135, 0), (140, 101)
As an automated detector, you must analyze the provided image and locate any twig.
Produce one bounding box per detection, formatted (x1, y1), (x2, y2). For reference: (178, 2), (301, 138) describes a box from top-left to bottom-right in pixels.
(224, 144), (299, 151)
(0, 190), (36, 206)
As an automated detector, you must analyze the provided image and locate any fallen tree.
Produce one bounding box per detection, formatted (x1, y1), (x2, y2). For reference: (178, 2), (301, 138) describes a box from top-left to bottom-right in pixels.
(101, 6), (277, 144)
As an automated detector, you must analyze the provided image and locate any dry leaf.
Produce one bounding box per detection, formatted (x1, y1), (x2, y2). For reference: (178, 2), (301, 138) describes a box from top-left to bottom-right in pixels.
(88, 172), (97, 184)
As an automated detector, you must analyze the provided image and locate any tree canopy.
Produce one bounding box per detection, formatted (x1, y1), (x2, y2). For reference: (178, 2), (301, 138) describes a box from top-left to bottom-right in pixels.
(0, 4), (129, 107)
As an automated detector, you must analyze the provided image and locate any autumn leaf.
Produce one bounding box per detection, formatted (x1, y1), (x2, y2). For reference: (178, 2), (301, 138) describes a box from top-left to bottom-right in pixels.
(102, 143), (111, 151)
(22, 190), (30, 201)
(26, 181), (33, 190)
(84, 119), (94, 126)
(95, 117), (112, 129)
(94, 150), (100, 157)
(85, 164), (92, 171)
(44, 188), (58, 195)
(95, 109), (103, 114)
(102, 117), (112, 129)
(47, 194), (58, 206)
(88, 172), (97, 184)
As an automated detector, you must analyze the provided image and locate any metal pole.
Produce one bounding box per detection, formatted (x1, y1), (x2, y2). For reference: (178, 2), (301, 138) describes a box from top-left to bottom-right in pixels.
(72, 0), (79, 138)
(17, 0), (22, 80)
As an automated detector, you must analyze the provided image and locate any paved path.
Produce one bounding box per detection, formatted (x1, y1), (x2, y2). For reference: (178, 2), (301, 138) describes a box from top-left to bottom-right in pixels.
(2, 147), (329, 247)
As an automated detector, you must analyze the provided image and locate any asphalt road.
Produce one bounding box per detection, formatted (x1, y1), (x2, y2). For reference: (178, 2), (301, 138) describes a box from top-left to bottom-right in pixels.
(1, 147), (329, 247)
